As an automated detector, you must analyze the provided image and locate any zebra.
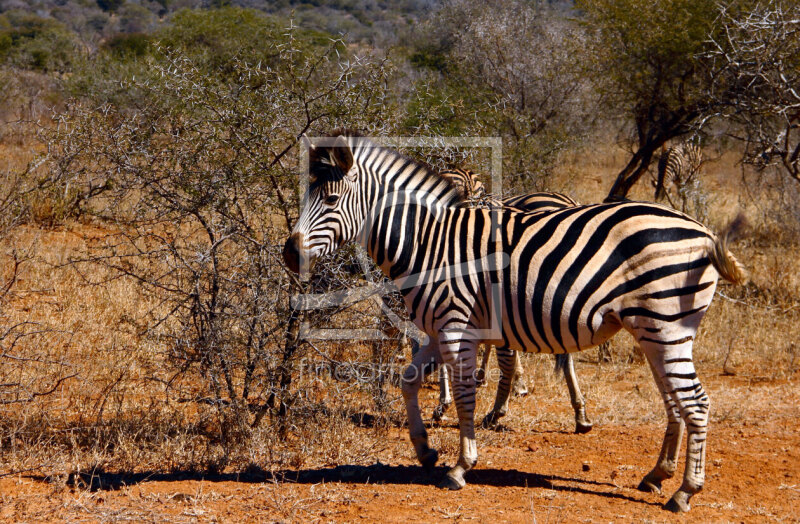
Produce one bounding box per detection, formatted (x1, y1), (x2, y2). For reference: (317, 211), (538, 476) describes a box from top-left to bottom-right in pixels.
(283, 132), (747, 512)
(655, 142), (704, 213)
(436, 168), (592, 434)
(440, 168), (488, 201)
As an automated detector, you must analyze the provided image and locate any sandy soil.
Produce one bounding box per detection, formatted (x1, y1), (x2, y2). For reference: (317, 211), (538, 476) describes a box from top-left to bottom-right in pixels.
(2, 375), (798, 523)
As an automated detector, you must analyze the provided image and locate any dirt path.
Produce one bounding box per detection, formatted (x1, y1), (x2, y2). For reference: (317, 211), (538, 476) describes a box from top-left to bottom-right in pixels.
(3, 378), (798, 523)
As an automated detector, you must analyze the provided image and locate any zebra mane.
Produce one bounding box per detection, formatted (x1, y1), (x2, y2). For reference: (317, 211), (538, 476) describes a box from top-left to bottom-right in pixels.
(325, 129), (468, 205)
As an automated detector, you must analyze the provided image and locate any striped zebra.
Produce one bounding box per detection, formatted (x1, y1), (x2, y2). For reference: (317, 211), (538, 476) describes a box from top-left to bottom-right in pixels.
(440, 168), (487, 201)
(441, 167), (579, 210)
(284, 132), (747, 512)
(437, 169), (592, 434)
(655, 142), (703, 206)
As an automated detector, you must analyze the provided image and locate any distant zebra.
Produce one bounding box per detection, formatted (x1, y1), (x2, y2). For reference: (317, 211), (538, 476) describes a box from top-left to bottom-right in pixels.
(655, 142), (703, 214)
(437, 168), (592, 433)
(284, 132), (747, 512)
(655, 142), (702, 200)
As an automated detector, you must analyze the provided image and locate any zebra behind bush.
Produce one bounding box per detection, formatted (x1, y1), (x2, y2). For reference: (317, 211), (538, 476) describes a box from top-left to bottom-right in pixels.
(284, 131), (747, 513)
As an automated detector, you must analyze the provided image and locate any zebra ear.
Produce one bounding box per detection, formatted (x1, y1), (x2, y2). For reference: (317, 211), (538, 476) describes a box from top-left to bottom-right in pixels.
(330, 135), (354, 176)
(304, 134), (319, 185)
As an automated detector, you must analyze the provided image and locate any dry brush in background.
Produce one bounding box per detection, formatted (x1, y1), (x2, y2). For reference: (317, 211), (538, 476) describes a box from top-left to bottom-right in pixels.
(0, 1), (798, 498)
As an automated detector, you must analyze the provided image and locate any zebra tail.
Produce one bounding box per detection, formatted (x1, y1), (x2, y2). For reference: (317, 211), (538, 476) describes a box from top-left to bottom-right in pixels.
(553, 353), (569, 376)
(709, 233), (749, 286)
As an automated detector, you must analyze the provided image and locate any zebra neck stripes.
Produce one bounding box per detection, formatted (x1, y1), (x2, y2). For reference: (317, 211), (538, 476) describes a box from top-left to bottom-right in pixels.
(352, 137), (464, 209)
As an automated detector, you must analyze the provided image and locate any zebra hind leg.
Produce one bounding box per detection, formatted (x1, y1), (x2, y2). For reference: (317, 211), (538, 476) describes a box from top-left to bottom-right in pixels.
(556, 353), (593, 433)
(637, 346), (685, 494)
(511, 350), (528, 396)
(480, 347), (516, 429)
(475, 344), (492, 388)
(639, 336), (709, 513)
(401, 340), (440, 472)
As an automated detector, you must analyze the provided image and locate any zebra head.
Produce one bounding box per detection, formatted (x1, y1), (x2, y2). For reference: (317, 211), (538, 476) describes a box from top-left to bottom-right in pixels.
(283, 135), (364, 274)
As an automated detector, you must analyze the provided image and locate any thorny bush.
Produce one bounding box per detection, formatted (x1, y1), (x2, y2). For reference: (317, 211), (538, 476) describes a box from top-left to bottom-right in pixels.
(1, 29), (406, 472)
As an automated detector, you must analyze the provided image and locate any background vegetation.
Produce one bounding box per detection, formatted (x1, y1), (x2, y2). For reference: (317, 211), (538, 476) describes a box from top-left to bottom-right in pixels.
(0, 1), (798, 519)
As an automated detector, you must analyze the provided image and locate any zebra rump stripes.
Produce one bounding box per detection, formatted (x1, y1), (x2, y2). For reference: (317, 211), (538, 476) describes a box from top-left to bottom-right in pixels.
(284, 132), (747, 513)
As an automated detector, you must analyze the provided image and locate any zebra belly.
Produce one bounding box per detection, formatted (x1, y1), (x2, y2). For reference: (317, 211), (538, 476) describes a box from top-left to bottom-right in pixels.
(492, 299), (618, 354)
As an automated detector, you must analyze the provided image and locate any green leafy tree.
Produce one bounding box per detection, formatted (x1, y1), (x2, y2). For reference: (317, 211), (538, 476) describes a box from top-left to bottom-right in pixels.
(102, 33), (150, 58)
(576, 0), (749, 199)
(0, 11), (81, 72)
(157, 7), (331, 74)
(71, 8), (324, 104)
(118, 3), (155, 33)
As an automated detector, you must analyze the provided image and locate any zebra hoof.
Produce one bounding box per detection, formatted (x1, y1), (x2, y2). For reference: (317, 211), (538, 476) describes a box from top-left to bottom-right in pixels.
(512, 383), (528, 397)
(664, 492), (691, 513)
(420, 449), (439, 472)
(480, 411), (504, 429)
(438, 473), (465, 490)
(574, 419), (593, 434)
(637, 477), (663, 494)
(432, 404), (448, 422)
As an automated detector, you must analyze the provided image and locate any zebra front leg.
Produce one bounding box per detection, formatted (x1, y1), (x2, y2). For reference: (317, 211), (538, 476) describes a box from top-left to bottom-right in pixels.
(481, 347), (516, 428)
(438, 338), (478, 490)
(401, 340), (440, 471)
(432, 364), (453, 421)
(558, 353), (593, 433)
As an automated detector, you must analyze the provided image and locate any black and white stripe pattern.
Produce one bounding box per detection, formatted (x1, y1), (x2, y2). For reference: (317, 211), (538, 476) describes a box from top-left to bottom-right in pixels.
(438, 168), (592, 433)
(655, 142), (703, 202)
(503, 190), (579, 211)
(440, 168), (487, 201)
(284, 132), (747, 513)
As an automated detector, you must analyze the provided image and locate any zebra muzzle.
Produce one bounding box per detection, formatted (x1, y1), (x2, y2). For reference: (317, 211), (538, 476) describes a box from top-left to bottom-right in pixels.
(283, 233), (306, 274)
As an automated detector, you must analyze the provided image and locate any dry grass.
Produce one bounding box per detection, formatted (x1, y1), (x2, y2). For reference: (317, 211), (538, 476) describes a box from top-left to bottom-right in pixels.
(0, 218), (404, 476)
(1, 135), (799, 522)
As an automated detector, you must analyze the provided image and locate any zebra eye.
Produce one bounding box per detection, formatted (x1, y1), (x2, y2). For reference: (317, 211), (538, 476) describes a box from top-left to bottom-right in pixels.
(324, 194), (340, 206)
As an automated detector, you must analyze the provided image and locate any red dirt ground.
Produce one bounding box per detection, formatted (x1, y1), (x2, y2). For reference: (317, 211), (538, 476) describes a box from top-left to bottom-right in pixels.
(2, 375), (798, 523)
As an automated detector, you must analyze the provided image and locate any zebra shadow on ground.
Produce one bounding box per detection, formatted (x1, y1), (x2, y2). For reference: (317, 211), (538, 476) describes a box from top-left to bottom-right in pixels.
(41, 463), (661, 507)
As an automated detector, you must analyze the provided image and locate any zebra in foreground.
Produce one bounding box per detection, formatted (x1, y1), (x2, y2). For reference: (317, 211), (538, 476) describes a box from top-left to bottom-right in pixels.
(284, 132), (747, 512)
(437, 168), (592, 433)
